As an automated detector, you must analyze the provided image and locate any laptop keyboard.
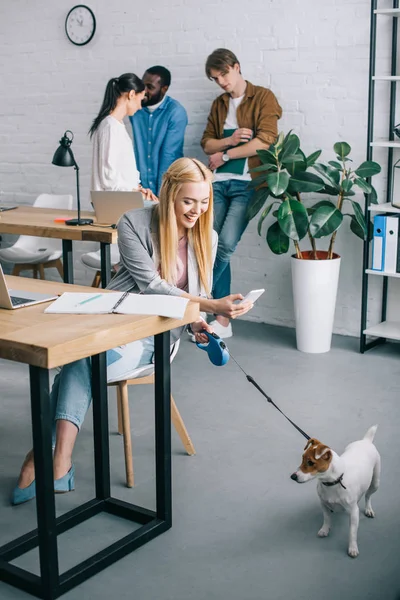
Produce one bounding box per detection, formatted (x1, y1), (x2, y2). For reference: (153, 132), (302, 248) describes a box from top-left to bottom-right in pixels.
(10, 296), (34, 306)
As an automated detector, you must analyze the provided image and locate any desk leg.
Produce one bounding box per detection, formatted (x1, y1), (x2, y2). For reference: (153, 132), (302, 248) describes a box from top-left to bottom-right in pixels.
(154, 332), (172, 526)
(92, 352), (111, 500)
(29, 366), (59, 599)
(62, 240), (74, 284)
(100, 243), (111, 288)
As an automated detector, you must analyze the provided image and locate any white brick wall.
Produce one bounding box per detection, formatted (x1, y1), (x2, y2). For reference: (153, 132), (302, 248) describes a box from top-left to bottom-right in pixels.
(0, 0), (394, 336)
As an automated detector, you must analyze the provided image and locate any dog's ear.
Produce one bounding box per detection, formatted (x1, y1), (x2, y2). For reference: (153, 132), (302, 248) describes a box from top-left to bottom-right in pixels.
(315, 445), (331, 461)
(304, 438), (320, 451)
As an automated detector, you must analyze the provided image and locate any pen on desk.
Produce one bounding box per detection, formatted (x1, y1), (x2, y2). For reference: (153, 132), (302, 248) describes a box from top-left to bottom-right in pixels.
(77, 294), (102, 306)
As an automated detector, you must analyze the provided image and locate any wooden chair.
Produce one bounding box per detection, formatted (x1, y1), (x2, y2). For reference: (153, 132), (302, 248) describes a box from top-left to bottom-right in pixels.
(0, 194), (73, 280)
(12, 259), (64, 280)
(107, 341), (195, 487)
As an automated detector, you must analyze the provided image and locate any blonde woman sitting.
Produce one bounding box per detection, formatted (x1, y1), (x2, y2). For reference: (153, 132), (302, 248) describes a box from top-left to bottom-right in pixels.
(12, 157), (253, 504)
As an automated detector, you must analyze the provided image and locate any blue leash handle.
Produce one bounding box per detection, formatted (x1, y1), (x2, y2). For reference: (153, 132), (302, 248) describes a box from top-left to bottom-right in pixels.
(195, 331), (230, 366)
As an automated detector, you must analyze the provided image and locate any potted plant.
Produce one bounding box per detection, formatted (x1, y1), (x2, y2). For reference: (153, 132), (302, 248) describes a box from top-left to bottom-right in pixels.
(247, 132), (381, 353)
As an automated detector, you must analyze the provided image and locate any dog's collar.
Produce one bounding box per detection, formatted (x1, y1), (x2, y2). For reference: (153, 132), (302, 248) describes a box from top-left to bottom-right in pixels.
(322, 473), (347, 489)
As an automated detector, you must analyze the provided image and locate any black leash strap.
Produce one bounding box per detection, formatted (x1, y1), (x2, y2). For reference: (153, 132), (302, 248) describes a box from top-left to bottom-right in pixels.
(229, 352), (310, 441)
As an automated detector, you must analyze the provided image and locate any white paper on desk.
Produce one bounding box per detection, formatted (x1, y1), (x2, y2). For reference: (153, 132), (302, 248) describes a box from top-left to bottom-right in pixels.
(44, 292), (123, 314)
(44, 292), (189, 319)
(115, 294), (189, 319)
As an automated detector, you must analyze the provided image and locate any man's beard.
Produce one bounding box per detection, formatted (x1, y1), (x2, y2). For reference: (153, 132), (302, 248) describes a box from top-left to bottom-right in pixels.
(142, 91), (163, 107)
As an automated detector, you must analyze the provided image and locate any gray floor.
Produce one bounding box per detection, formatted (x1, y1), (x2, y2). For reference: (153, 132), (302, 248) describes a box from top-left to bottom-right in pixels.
(1, 321), (399, 600)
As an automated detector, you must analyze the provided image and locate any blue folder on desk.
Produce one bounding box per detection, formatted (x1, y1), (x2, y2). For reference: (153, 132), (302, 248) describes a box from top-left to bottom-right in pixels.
(371, 215), (386, 271)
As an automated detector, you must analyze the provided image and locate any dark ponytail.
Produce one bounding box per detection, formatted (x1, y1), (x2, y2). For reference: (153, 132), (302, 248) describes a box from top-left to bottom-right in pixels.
(89, 73), (145, 138)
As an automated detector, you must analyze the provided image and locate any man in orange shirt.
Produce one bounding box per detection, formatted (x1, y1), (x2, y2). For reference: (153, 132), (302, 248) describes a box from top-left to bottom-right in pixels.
(200, 48), (282, 338)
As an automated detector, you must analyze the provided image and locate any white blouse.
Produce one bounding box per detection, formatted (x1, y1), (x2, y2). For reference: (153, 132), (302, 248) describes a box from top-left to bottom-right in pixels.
(91, 115), (140, 191)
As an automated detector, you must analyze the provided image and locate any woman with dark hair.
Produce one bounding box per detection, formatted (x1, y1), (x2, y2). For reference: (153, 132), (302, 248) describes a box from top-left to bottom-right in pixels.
(90, 73), (156, 201)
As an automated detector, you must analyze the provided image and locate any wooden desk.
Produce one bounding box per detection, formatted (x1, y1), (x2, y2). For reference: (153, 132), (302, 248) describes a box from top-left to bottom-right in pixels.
(0, 277), (198, 599)
(0, 206), (118, 287)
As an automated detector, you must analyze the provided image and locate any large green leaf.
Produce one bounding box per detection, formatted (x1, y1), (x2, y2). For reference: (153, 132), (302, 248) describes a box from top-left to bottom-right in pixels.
(249, 173), (270, 189)
(313, 163), (340, 187)
(266, 171), (290, 196)
(288, 171), (325, 194)
(285, 150), (307, 176)
(266, 221), (290, 255)
(257, 148), (278, 166)
(307, 200), (337, 215)
(348, 215), (372, 241)
(257, 202), (277, 236)
(328, 161), (342, 170)
(249, 163), (278, 174)
(354, 177), (372, 194)
(306, 150), (322, 167)
(369, 184), (378, 204)
(246, 188), (270, 220)
(347, 199), (367, 237)
(316, 184), (339, 196)
(281, 154), (305, 166)
(281, 134), (300, 162)
(278, 199), (309, 241)
(341, 179), (353, 193)
(309, 205), (343, 238)
(333, 141), (351, 159)
(355, 161), (381, 178)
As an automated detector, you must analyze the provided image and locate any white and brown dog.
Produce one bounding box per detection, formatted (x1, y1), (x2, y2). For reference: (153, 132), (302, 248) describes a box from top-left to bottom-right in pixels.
(290, 426), (381, 558)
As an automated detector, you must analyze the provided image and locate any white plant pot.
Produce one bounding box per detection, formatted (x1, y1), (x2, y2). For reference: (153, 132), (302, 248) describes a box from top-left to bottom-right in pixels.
(291, 252), (341, 354)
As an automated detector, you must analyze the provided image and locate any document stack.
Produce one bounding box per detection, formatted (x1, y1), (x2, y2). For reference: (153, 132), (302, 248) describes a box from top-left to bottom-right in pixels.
(371, 214), (400, 273)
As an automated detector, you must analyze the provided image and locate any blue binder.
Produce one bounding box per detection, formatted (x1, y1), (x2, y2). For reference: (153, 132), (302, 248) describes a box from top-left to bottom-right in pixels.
(371, 215), (386, 271)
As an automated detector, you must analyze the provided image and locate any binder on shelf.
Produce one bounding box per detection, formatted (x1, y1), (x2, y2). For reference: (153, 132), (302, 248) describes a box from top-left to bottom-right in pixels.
(384, 216), (400, 273)
(371, 215), (386, 271)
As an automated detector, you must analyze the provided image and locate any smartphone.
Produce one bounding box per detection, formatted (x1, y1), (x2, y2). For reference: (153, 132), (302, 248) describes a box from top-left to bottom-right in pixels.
(239, 288), (265, 304)
(0, 206), (17, 212)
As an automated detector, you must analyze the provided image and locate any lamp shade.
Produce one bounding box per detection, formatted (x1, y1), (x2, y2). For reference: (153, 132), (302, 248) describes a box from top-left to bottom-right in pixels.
(52, 130), (76, 167)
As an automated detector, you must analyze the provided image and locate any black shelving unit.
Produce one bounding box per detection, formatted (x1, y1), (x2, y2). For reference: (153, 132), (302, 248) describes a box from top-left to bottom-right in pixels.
(360, 0), (400, 353)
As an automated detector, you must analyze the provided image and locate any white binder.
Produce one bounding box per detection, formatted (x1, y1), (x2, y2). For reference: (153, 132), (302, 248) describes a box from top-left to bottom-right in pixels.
(383, 216), (399, 273)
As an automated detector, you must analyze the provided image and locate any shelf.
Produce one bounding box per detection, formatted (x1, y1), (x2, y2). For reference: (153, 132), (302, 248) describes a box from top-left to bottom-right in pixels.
(373, 75), (400, 81)
(374, 8), (400, 15)
(364, 320), (400, 341)
(368, 202), (400, 213)
(370, 140), (400, 148)
(366, 269), (400, 278)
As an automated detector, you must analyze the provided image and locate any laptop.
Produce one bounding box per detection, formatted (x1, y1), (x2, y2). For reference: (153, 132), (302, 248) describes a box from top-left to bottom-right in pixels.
(90, 191), (144, 226)
(0, 264), (58, 310)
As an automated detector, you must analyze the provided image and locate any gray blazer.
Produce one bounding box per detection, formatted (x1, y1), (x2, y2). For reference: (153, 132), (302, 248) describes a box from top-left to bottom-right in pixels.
(107, 205), (218, 342)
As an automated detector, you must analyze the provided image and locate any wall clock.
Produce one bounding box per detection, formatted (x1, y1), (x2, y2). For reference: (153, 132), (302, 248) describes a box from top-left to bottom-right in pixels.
(65, 5), (96, 46)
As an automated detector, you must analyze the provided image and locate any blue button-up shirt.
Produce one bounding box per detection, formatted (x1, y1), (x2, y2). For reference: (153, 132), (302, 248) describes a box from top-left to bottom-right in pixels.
(129, 96), (188, 196)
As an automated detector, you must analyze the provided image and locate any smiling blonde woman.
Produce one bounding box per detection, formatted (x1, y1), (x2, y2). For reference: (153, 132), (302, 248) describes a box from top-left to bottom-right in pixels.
(11, 157), (253, 505)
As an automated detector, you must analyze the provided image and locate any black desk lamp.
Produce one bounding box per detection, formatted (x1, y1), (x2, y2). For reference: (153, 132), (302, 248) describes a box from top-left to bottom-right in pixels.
(52, 130), (93, 226)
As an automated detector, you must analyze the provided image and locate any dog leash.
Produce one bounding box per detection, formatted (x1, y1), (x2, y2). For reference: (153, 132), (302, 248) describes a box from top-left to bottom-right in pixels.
(196, 331), (311, 441)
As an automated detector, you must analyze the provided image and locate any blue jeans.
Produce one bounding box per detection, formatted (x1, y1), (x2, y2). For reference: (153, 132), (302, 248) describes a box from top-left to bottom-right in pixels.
(212, 180), (253, 299)
(50, 337), (155, 445)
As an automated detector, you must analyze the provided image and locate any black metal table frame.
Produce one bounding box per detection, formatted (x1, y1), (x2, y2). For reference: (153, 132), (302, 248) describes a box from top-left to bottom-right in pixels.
(0, 331), (171, 600)
(62, 240), (111, 288)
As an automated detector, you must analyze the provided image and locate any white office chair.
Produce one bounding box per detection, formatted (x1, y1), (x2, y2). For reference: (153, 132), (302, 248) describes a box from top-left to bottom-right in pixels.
(81, 244), (120, 287)
(0, 193), (73, 280)
(107, 339), (195, 487)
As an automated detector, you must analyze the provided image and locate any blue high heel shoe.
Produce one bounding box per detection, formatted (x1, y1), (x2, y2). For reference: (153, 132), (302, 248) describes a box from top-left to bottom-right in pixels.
(11, 480), (36, 505)
(54, 464), (75, 493)
(11, 464), (75, 505)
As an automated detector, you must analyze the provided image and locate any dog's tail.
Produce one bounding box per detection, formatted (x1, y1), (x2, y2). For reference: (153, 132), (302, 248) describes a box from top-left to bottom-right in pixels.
(363, 425), (378, 443)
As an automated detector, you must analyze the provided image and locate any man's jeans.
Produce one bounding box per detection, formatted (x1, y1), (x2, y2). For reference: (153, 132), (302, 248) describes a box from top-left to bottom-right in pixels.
(212, 179), (253, 299)
(50, 337), (155, 445)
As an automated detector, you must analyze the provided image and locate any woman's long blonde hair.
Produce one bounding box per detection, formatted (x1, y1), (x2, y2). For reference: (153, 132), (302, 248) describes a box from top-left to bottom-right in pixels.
(157, 157), (214, 296)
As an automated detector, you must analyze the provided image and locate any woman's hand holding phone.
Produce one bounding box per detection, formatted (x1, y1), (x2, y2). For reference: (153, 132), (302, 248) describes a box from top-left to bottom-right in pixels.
(214, 294), (253, 319)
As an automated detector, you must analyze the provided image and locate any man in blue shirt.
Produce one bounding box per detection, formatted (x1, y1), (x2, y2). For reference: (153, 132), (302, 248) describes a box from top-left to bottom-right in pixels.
(130, 66), (188, 196)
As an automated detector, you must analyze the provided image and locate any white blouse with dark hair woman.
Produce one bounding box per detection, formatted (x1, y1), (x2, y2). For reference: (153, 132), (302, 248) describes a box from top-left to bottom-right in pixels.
(91, 115), (140, 191)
